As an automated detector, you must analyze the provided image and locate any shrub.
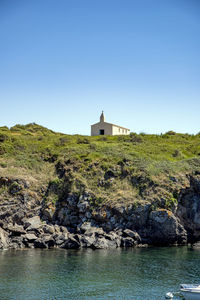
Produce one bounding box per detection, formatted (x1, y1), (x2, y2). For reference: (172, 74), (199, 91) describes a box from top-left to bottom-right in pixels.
(172, 149), (180, 157)
(166, 130), (176, 135)
(77, 137), (90, 144)
(0, 145), (5, 155)
(0, 162), (7, 168)
(59, 137), (70, 145)
(99, 136), (107, 141)
(0, 134), (8, 143)
(130, 133), (143, 143)
(90, 143), (97, 150)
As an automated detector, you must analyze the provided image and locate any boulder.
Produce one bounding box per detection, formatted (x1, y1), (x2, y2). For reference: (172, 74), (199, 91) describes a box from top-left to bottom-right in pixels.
(42, 224), (55, 234)
(66, 194), (78, 209)
(91, 237), (108, 249)
(41, 234), (55, 248)
(24, 216), (42, 230)
(148, 209), (187, 245)
(0, 227), (9, 249)
(60, 234), (81, 249)
(77, 201), (90, 213)
(60, 226), (69, 234)
(79, 235), (96, 247)
(123, 229), (141, 243)
(192, 241), (200, 249)
(121, 237), (136, 247)
(104, 232), (121, 247)
(54, 225), (62, 233)
(80, 222), (92, 233)
(42, 208), (55, 222)
(7, 224), (26, 235)
(10, 236), (25, 249)
(84, 226), (105, 237)
(34, 238), (48, 248)
(126, 204), (151, 230)
(23, 233), (37, 242)
(91, 237), (117, 249)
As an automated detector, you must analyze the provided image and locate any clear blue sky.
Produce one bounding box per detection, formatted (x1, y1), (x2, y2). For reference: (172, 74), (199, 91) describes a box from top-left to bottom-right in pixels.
(0, 0), (199, 135)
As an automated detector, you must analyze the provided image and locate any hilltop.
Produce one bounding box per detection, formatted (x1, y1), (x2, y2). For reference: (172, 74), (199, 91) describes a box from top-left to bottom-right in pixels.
(0, 123), (200, 204)
(0, 123), (200, 249)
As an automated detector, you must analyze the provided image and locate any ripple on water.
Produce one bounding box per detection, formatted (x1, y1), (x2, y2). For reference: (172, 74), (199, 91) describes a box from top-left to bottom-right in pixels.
(0, 247), (200, 300)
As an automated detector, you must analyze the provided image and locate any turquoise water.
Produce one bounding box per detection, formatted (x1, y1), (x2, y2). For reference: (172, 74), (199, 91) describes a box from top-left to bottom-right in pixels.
(0, 247), (200, 300)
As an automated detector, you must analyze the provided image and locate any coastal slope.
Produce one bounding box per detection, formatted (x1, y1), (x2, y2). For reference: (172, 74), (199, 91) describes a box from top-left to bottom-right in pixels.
(0, 124), (200, 249)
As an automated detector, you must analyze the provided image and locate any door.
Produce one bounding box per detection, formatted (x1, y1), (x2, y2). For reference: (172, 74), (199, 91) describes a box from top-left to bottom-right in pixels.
(99, 129), (105, 135)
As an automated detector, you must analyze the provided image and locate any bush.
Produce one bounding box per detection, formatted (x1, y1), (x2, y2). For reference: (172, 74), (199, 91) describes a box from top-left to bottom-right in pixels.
(0, 134), (8, 143)
(59, 137), (70, 146)
(77, 137), (90, 144)
(0, 145), (5, 155)
(130, 133), (143, 143)
(166, 130), (176, 135)
(172, 149), (180, 157)
(90, 143), (97, 150)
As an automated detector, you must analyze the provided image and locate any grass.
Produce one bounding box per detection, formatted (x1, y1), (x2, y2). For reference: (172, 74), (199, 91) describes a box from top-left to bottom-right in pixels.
(0, 123), (200, 209)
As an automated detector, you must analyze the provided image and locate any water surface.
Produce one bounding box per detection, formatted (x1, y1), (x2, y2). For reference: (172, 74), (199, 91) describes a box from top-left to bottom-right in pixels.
(0, 247), (200, 300)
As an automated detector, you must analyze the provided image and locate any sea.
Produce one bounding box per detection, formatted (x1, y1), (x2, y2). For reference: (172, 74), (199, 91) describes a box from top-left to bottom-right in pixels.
(0, 246), (199, 300)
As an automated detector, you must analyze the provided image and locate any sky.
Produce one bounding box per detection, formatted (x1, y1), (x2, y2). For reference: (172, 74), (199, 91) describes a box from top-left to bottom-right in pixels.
(0, 0), (199, 135)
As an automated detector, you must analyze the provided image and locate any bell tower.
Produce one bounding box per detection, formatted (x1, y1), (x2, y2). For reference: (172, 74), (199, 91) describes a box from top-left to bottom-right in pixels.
(100, 111), (105, 122)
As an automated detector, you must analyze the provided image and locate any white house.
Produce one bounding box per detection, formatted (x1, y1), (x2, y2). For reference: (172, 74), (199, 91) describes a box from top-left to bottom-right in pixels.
(91, 112), (130, 136)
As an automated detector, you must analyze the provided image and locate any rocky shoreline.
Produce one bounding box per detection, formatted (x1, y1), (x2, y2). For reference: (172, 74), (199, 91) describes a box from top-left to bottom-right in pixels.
(0, 216), (144, 250)
(0, 172), (200, 250)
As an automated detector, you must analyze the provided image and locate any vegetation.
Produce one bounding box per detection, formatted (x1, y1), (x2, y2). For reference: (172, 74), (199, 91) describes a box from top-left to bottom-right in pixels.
(0, 123), (200, 209)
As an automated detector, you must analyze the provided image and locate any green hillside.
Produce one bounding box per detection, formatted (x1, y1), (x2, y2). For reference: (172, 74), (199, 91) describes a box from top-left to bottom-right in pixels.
(0, 123), (200, 210)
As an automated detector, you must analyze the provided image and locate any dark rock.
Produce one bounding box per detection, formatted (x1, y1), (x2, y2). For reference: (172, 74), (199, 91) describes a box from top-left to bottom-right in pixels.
(91, 237), (117, 249)
(123, 229), (141, 243)
(121, 237), (136, 247)
(104, 170), (116, 180)
(8, 182), (22, 194)
(77, 201), (90, 213)
(42, 208), (55, 222)
(148, 209), (187, 245)
(80, 222), (92, 233)
(104, 232), (121, 247)
(41, 234), (55, 248)
(84, 226), (105, 237)
(42, 224), (55, 234)
(53, 232), (68, 245)
(126, 204), (151, 231)
(177, 175), (200, 241)
(79, 235), (96, 247)
(34, 238), (48, 249)
(60, 234), (81, 249)
(60, 226), (69, 233)
(10, 236), (25, 248)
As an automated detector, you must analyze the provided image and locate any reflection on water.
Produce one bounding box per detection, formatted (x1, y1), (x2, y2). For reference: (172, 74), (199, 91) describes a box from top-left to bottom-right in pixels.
(0, 247), (200, 300)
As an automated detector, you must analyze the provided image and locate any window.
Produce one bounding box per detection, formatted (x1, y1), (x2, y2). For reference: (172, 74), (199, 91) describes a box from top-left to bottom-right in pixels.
(99, 129), (105, 135)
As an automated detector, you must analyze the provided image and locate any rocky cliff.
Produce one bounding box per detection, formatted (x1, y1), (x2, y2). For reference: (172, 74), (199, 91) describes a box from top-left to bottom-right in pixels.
(0, 124), (200, 250)
(0, 171), (200, 250)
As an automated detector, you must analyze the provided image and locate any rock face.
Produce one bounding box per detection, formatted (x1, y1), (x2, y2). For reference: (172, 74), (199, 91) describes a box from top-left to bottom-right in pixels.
(0, 174), (200, 250)
(177, 175), (200, 242)
(0, 227), (9, 249)
(147, 209), (187, 245)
